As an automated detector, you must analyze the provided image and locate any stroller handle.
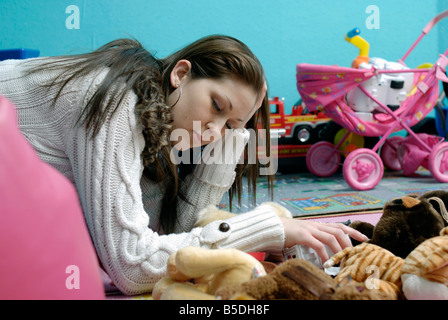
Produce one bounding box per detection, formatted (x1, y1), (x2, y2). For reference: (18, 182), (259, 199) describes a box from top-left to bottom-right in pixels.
(422, 9), (448, 34)
(401, 9), (448, 63)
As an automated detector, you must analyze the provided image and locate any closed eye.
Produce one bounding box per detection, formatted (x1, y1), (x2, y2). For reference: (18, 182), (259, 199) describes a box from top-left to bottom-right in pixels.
(212, 99), (232, 129)
(212, 99), (221, 112)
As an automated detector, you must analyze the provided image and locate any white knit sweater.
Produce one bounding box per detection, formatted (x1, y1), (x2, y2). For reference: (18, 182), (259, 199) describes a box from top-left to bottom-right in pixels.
(0, 58), (285, 295)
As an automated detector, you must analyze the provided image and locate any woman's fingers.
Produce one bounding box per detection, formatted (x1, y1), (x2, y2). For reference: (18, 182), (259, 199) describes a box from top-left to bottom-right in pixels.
(329, 222), (370, 243)
(280, 218), (369, 262)
(305, 237), (330, 262)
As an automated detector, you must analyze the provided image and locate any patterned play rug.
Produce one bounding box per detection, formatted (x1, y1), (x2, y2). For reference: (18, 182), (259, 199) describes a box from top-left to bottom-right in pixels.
(220, 168), (448, 218)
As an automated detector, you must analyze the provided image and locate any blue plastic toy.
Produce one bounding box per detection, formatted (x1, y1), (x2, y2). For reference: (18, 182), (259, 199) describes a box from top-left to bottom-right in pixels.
(0, 49), (40, 61)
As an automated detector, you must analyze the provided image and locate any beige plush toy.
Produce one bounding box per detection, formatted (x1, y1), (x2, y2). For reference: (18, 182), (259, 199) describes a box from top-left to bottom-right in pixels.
(401, 226), (448, 300)
(152, 246), (266, 300)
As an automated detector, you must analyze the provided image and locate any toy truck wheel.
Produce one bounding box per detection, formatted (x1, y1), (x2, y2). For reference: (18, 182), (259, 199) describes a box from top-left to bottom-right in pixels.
(314, 123), (327, 140)
(380, 135), (405, 171)
(306, 141), (340, 177)
(294, 125), (313, 144)
(428, 141), (448, 182)
(343, 148), (383, 190)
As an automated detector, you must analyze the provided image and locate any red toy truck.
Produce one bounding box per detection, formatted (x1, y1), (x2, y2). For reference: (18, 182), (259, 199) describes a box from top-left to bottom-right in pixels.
(268, 97), (332, 159)
(269, 97), (330, 144)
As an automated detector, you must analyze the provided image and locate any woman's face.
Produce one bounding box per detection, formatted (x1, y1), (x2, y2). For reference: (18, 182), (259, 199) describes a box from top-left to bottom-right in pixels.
(167, 60), (266, 151)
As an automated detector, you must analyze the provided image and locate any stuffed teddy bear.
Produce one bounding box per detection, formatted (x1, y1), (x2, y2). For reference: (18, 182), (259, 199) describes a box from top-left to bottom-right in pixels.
(152, 246), (267, 300)
(401, 226), (448, 300)
(349, 190), (448, 258)
(217, 258), (393, 300)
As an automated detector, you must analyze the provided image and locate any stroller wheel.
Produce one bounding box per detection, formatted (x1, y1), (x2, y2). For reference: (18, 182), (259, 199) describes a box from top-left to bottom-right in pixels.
(343, 148), (384, 190)
(380, 135), (405, 171)
(429, 141), (448, 182)
(306, 141), (340, 177)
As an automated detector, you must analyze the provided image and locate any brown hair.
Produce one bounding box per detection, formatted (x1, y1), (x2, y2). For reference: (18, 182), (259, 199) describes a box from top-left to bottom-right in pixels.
(27, 35), (274, 233)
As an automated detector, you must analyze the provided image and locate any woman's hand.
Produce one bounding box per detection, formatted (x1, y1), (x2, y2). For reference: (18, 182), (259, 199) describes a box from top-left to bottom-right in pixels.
(280, 217), (369, 262)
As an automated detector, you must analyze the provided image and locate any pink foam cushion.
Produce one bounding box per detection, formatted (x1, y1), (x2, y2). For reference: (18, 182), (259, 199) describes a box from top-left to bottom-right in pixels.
(0, 96), (105, 299)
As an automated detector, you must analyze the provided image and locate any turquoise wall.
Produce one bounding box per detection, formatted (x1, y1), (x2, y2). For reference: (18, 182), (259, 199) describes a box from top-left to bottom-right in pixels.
(1, 0), (447, 113)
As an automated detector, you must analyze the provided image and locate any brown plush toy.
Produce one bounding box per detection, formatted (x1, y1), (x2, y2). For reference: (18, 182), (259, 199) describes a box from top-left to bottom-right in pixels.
(217, 258), (393, 300)
(350, 190), (448, 258)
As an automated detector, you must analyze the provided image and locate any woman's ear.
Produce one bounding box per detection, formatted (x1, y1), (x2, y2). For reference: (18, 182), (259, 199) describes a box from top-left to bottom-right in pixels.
(170, 59), (192, 87)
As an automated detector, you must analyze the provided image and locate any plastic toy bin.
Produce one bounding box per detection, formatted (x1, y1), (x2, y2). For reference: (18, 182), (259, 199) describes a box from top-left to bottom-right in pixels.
(0, 49), (40, 61)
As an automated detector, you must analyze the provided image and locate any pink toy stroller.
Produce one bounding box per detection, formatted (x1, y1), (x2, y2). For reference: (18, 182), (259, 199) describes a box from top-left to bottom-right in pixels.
(297, 10), (448, 190)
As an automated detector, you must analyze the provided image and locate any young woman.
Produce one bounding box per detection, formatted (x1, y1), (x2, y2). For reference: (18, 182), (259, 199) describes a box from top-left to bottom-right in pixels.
(0, 35), (367, 295)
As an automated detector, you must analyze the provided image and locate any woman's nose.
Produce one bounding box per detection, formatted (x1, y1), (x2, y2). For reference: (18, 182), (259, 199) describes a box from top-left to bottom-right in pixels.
(205, 120), (226, 140)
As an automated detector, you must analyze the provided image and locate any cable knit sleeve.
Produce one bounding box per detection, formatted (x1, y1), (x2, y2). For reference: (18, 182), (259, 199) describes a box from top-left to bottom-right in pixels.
(179, 129), (249, 213)
(175, 129), (286, 253)
(65, 74), (284, 296)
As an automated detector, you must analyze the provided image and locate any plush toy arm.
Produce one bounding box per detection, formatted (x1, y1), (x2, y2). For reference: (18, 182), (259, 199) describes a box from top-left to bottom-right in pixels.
(167, 247), (266, 281)
(323, 243), (367, 268)
(160, 283), (216, 300)
(152, 277), (176, 300)
(324, 243), (404, 287)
